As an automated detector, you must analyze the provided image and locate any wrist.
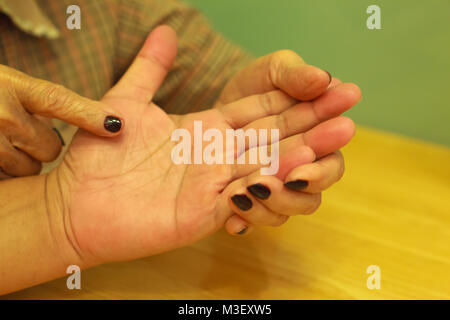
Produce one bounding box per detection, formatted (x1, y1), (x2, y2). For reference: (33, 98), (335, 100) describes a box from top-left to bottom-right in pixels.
(44, 170), (99, 270)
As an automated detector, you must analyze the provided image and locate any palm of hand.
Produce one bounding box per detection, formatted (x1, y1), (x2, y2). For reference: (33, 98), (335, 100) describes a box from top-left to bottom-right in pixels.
(50, 26), (358, 265)
(58, 96), (236, 263)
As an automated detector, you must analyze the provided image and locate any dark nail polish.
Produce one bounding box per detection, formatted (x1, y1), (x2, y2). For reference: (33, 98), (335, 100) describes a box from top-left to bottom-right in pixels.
(237, 226), (248, 235)
(104, 116), (122, 133)
(52, 127), (65, 146)
(284, 180), (308, 191)
(325, 70), (332, 84)
(247, 183), (271, 200)
(231, 194), (253, 211)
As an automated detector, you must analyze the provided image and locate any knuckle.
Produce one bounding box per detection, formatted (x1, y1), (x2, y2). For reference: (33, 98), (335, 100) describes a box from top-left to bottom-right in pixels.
(31, 82), (71, 113)
(258, 92), (273, 115)
(275, 113), (289, 138)
(42, 84), (69, 110)
(269, 50), (297, 84)
(0, 109), (26, 138)
(4, 115), (36, 143)
(269, 50), (302, 74)
(273, 49), (298, 62)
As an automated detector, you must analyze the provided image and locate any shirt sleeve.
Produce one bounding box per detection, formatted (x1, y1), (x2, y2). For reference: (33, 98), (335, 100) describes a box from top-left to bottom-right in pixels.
(114, 0), (254, 114)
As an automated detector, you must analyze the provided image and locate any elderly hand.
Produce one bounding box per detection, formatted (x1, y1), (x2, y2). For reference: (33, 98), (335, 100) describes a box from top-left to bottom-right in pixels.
(0, 65), (124, 179)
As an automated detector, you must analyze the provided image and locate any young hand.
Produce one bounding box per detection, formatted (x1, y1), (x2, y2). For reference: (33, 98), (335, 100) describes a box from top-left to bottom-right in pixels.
(214, 48), (361, 234)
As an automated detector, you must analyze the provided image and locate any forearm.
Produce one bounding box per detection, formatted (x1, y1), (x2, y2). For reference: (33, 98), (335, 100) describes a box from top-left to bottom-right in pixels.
(0, 174), (84, 295)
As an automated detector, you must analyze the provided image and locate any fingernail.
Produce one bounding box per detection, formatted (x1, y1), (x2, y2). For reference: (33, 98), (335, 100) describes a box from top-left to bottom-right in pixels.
(325, 70), (332, 84)
(104, 116), (122, 133)
(237, 226), (248, 235)
(52, 127), (65, 146)
(247, 183), (271, 200)
(284, 179), (308, 190)
(231, 194), (253, 211)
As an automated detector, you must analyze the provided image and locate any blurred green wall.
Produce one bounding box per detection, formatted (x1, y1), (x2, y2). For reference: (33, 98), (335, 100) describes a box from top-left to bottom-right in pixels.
(187, 0), (450, 146)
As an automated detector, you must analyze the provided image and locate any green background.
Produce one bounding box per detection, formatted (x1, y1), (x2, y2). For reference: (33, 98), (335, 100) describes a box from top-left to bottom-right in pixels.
(187, 0), (450, 146)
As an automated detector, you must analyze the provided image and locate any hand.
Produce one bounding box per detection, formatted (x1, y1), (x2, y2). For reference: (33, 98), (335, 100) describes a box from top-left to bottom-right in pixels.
(46, 26), (358, 267)
(0, 65), (124, 179)
(216, 49), (332, 106)
(215, 50), (361, 234)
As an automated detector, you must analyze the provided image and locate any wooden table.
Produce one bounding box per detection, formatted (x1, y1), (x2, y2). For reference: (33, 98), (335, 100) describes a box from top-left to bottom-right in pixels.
(3, 126), (450, 299)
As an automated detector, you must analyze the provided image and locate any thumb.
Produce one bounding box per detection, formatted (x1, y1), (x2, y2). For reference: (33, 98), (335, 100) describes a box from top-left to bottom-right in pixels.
(105, 25), (178, 104)
(218, 50), (330, 105)
(3, 65), (124, 137)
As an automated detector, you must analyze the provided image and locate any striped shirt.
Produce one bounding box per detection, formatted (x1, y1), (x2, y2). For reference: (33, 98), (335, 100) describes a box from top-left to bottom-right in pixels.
(0, 0), (252, 118)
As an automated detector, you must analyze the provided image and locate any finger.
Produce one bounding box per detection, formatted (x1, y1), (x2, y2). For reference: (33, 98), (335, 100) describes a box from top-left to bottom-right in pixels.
(218, 50), (331, 104)
(0, 96), (62, 161)
(232, 142), (315, 181)
(220, 147), (314, 229)
(224, 215), (254, 236)
(1, 65), (124, 137)
(329, 77), (342, 88)
(242, 83), (361, 145)
(246, 172), (322, 216)
(0, 134), (41, 176)
(0, 166), (13, 180)
(105, 25), (178, 104)
(217, 90), (297, 129)
(303, 116), (355, 158)
(233, 116), (354, 179)
(7, 113), (63, 162)
(222, 177), (289, 227)
(284, 151), (345, 193)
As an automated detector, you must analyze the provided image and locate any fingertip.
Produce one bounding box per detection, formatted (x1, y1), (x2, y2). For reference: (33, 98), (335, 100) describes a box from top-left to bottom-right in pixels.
(276, 145), (316, 180)
(144, 25), (178, 70)
(225, 214), (252, 236)
(294, 65), (331, 100)
(304, 116), (356, 157)
(103, 115), (124, 135)
(236, 225), (249, 235)
(153, 24), (177, 40)
(328, 77), (342, 89)
(52, 127), (65, 146)
(330, 116), (356, 149)
(346, 83), (363, 104)
(338, 116), (356, 140)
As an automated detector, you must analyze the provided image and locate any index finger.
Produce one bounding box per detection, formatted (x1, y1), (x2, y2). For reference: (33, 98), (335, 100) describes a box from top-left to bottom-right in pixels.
(1, 65), (124, 137)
